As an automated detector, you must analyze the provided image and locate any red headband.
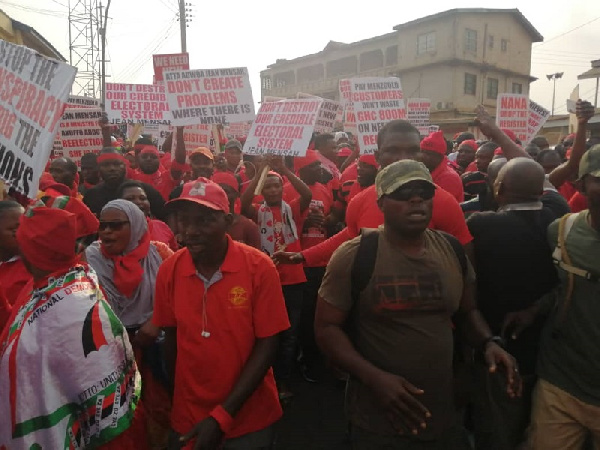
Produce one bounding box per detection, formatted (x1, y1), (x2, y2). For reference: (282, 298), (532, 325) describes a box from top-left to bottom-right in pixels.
(97, 153), (126, 164)
(140, 145), (160, 156)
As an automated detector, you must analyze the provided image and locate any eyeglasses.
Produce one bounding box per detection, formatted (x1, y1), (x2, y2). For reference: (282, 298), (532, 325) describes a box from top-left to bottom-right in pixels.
(98, 220), (130, 231)
(387, 186), (435, 201)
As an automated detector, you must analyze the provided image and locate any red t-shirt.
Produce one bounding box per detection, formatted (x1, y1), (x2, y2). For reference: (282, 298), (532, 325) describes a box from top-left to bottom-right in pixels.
(341, 161), (358, 183)
(228, 215), (261, 249)
(302, 184), (473, 267)
(149, 219), (178, 251)
(568, 191), (588, 213)
(152, 238), (290, 441)
(0, 289), (10, 333)
(0, 257), (32, 306)
(431, 158), (464, 203)
(130, 167), (179, 201)
(300, 183), (334, 260)
(558, 182), (578, 202)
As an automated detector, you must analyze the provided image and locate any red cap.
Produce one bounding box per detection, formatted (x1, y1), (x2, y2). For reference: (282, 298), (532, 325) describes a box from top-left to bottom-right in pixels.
(460, 140), (478, 151)
(358, 154), (378, 168)
(420, 131), (447, 155)
(501, 129), (518, 143)
(190, 147), (214, 161)
(338, 146), (352, 157)
(140, 145), (160, 156)
(294, 149), (321, 172)
(166, 178), (229, 213)
(212, 171), (239, 193)
(494, 147), (504, 156)
(565, 133), (576, 142)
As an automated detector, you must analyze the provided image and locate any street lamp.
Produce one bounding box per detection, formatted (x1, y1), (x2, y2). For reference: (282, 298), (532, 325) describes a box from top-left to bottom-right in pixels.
(546, 72), (564, 116)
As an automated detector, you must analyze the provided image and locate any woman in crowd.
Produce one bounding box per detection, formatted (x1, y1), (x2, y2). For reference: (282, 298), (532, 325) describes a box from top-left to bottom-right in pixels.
(85, 199), (173, 449)
(117, 181), (178, 251)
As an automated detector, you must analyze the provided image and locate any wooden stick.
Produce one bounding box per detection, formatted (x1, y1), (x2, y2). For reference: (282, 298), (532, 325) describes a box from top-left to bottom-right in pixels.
(129, 123), (144, 145)
(254, 164), (270, 196)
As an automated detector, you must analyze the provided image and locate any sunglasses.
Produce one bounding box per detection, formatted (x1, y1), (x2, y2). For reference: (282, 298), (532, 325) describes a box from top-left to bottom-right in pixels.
(387, 185), (435, 202)
(98, 220), (130, 231)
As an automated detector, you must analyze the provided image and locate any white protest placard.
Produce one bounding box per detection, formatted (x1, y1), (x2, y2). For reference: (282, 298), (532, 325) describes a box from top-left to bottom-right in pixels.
(67, 95), (100, 108)
(0, 41), (76, 197)
(428, 125), (440, 134)
(165, 67), (255, 126)
(527, 100), (550, 145)
(226, 122), (252, 138)
(172, 124), (214, 160)
(243, 98), (322, 157)
(296, 92), (342, 133)
(496, 94), (529, 143)
(105, 83), (170, 126)
(153, 52), (189, 83)
(407, 98), (431, 136)
(52, 132), (64, 159)
(350, 77), (406, 154)
(59, 107), (103, 165)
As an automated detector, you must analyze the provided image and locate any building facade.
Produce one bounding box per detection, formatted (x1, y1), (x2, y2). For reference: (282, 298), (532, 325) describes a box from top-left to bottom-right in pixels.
(260, 8), (543, 135)
(0, 9), (66, 62)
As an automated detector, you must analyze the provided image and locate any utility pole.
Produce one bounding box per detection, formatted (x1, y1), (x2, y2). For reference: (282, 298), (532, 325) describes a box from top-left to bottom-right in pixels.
(101, 0), (111, 108)
(546, 72), (564, 116)
(179, 0), (187, 52)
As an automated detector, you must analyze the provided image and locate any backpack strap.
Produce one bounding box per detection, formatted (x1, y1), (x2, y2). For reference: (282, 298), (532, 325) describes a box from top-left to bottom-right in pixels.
(438, 231), (467, 277)
(347, 229), (379, 343)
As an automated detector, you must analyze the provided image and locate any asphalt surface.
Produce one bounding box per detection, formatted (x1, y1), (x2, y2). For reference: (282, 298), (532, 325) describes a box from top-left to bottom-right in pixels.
(274, 371), (351, 450)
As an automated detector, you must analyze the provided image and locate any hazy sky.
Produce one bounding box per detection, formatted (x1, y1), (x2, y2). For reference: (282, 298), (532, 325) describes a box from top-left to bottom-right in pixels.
(3, 0), (600, 115)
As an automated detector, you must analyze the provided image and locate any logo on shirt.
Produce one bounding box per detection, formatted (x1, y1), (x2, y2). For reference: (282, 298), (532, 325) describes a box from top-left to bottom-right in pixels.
(229, 286), (248, 306)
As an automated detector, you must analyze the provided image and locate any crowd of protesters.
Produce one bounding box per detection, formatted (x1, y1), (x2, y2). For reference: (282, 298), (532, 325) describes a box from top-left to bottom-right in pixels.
(0, 99), (599, 450)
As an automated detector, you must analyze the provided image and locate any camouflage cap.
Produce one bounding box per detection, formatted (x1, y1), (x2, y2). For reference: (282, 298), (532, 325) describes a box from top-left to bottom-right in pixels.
(578, 144), (600, 180)
(375, 160), (434, 199)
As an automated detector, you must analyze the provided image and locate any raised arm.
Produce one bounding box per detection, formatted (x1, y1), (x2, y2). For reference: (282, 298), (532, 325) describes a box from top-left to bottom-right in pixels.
(269, 155), (312, 212)
(473, 106), (529, 160)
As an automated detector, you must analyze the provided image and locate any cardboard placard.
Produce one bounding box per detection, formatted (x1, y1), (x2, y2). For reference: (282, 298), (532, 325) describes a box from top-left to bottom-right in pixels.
(153, 52), (189, 83)
(243, 98), (322, 157)
(172, 124), (214, 159)
(59, 108), (103, 165)
(105, 83), (170, 126)
(407, 98), (432, 136)
(297, 92), (341, 133)
(165, 67), (255, 126)
(496, 94), (529, 144)
(0, 40), (76, 197)
(527, 100), (550, 145)
(350, 77), (406, 154)
(226, 122), (252, 138)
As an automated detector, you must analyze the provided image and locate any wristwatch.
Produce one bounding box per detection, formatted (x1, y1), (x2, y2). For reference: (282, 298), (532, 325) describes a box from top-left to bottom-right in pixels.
(481, 335), (505, 352)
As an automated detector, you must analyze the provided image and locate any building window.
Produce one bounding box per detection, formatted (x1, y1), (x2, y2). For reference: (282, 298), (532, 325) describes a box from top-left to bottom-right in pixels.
(360, 49), (384, 71)
(512, 83), (523, 94)
(297, 64), (324, 84)
(465, 29), (477, 53)
(487, 78), (499, 99)
(326, 56), (357, 78)
(488, 35), (494, 49)
(464, 73), (477, 95)
(417, 32), (436, 55)
(385, 45), (398, 66)
(273, 70), (295, 88)
(261, 77), (272, 91)
(501, 39), (508, 52)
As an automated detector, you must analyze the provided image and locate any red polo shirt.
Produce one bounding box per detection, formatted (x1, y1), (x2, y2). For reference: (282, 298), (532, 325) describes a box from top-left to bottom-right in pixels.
(431, 157), (464, 203)
(302, 184), (473, 267)
(341, 162), (358, 183)
(152, 237), (289, 440)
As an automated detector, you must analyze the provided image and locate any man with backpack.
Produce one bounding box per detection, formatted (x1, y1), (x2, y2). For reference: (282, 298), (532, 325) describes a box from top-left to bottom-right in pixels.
(315, 159), (520, 449)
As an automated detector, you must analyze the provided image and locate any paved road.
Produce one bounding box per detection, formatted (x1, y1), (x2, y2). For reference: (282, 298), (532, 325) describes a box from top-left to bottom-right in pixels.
(275, 372), (350, 449)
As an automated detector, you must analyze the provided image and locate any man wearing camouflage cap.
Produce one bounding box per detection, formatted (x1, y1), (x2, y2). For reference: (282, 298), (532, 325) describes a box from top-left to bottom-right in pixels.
(315, 160), (519, 449)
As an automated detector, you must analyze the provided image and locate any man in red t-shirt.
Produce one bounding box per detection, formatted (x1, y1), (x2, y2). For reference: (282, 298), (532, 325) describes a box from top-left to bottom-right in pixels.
(241, 155), (312, 399)
(0, 201), (30, 306)
(153, 178), (289, 449)
(419, 131), (464, 202)
(274, 120), (473, 268)
(335, 154), (378, 221)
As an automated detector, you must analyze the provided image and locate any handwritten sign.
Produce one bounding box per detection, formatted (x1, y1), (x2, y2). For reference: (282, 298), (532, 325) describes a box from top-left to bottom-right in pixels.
(105, 83), (170, 126)
(527, 100), (550, 145)
(350, 77), (406, 154)
(153, 52), (189, 83)
(243, 99), (322, 157)
(296, 92), (341, 133)
(339, 79), (356, 133)
(496, 94), (529, 143)
(407, 98), (431, 136)
(0, 40), (76, 197)
(165, 67), (255, 126)
(59, 108), (103, 165)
